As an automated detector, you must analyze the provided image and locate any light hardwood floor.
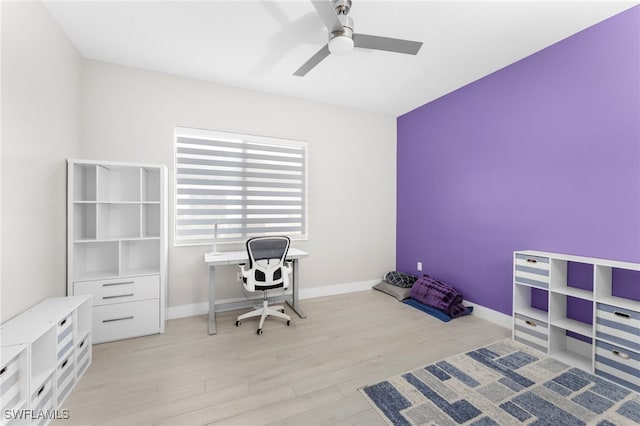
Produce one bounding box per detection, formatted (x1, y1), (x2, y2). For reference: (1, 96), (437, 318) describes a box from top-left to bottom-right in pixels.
(58, 290), (510, 425)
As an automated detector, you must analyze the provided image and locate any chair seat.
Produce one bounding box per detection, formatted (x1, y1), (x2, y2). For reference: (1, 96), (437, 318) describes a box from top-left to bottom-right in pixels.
(255, 283), (285, 291)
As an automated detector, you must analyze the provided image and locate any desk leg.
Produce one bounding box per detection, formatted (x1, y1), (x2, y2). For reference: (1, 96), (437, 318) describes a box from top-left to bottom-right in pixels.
(286, 259), (307, 319)
(208, 265), (217, 335)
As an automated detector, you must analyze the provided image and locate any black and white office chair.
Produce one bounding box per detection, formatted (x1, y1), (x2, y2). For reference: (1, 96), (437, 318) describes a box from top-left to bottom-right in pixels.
(235, 236), (292, 335)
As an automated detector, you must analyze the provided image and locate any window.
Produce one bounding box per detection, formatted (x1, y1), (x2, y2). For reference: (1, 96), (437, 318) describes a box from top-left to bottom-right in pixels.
(174, 127), (307, 246)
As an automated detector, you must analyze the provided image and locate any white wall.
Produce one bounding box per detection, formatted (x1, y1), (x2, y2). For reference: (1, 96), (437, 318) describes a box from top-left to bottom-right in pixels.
(81, 60), (396, 311)
(1, 2), (83, 321)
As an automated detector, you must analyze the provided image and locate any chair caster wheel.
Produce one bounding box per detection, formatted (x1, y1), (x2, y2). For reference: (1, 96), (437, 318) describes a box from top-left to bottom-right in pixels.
(257, 328), (263, 335)
(280, 309), (285, 313)
(235, 320), (241, 327)
(286, 320), (291, 326)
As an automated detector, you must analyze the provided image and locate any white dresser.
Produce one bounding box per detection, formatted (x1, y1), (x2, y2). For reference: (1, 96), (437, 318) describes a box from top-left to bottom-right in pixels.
(67, 159), (168, 343)
(513, 250), (639, 393)
(0, 296), (92, 425)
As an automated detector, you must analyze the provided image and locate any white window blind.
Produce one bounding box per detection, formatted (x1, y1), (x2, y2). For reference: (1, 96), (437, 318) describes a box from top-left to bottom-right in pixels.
(174, 127), (307, 246)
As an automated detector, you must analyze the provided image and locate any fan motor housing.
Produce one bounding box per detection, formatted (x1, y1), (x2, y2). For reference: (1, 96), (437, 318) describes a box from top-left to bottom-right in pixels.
(330, 14), (353, 40)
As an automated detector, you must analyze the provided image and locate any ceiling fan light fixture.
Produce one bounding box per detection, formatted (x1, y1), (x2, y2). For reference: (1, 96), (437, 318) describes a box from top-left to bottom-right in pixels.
(294, 0), (422, 76)
(328, 34), (354, 55)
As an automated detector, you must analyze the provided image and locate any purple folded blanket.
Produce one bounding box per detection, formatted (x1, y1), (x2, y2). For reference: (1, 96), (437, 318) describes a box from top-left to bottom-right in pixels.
(409, 275), (468, 318)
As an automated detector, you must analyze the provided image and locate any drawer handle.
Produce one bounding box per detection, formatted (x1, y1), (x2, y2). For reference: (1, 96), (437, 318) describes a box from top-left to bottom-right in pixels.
(525, 320), (537, 327)
(526, 258), (537, 264)
(79, 339), (85, 349)
(103, 316), (134, 323)
(612, 350), (630, 360)
(37, 384), (45, 397)
(61, 359), (68, 369)
(613, 311), (631, 319)
(102, 293), (135, 300)
(59, 318), (67, 327)
(0, 366), (6, 376)
(102, 281), (134, 287)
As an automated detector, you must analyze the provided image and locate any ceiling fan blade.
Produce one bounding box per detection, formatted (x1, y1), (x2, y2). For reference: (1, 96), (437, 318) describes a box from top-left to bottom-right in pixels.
(293, 44), (331, 77)
(353, 34), (423, 55)
(311, 0), (343, 33)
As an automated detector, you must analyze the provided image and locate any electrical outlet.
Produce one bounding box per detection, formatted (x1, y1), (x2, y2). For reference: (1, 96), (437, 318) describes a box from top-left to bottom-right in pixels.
(417, 262), (422, 271)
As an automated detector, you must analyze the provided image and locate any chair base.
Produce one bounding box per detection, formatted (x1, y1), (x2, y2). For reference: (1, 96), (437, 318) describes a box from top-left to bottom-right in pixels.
(236, 300), (291, 333)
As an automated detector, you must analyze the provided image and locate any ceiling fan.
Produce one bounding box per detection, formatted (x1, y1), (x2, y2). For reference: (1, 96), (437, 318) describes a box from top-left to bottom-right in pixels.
(294, 0), (423, 77)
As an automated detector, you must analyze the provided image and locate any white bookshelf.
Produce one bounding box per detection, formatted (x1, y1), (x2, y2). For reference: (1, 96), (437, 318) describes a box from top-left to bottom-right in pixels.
(67, 160), (167, 343)
(513, 250), (640, 393)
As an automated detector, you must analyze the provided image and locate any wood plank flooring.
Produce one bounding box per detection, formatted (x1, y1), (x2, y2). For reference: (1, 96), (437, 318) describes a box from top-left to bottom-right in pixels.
(58, 290), (510, 425)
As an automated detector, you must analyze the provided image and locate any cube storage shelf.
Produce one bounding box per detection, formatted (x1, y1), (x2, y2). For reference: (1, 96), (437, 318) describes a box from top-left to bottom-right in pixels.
(513, 250), (640, 393)
(67, 160), (167, 343)
(0, 296), (91, 426)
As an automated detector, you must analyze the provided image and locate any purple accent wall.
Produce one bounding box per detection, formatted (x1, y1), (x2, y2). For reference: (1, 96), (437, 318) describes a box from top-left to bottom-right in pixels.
(396, 6), (640, 316)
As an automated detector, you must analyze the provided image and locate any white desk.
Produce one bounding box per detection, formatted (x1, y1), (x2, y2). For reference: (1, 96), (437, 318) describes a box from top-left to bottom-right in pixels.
(203, 248), (308, 335)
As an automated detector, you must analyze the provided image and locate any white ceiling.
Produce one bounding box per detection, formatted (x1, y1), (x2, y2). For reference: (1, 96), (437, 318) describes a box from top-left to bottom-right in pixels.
(44, 0), (638, 116)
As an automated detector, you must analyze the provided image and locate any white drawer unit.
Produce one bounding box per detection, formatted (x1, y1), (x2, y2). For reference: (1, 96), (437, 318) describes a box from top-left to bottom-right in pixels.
(514, 253), (550, 288)
(595, 303), (640, 353)
(75, 336), (91, 378)
(513, 250), (640, 392)
(0, 296), (91, 426)
(74, 275), (159, 307)
(55, 355), (75, 406)
(595, 340), (640, 393)
(30, 374), (53, 426)
(56, 314), (74, 363)
(0, 345), (28, 418)
(93, 299), (160, 344)
(514, 313), (548, 354)
(76, 274), (162, 343)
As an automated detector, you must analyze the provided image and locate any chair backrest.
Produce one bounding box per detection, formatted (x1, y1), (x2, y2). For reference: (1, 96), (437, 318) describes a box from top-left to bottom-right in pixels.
(245, 236), (290, 290)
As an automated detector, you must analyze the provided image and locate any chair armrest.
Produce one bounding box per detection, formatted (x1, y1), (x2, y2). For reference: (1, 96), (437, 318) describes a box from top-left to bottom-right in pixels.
(238, 263), (247, 274)
(238, 264), (253, 291)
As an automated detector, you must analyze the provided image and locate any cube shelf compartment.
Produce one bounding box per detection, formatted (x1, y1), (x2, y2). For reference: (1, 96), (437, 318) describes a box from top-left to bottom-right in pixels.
(548, 327), (592, 373)
(120, 239), (161, 276)
(97, 203), (141, 239)
(142, 167), (161, 202)
(513, 283), (548, 323)
(73, 241), (119, 281)
(98, 165), (141, 202)
(72, 164), (96, 202)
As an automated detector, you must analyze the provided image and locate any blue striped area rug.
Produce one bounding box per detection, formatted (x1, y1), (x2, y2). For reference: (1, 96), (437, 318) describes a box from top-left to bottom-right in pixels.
(360, 339), (639, 425)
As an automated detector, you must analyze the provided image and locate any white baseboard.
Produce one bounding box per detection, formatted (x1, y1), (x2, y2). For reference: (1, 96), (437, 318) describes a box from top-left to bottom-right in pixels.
(167, 301), (209, 319)
(167, 280), (512, 330)
(167, 280), (378, 320)
(298, 279), (379, 300)
(468, 302), (512, 329)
